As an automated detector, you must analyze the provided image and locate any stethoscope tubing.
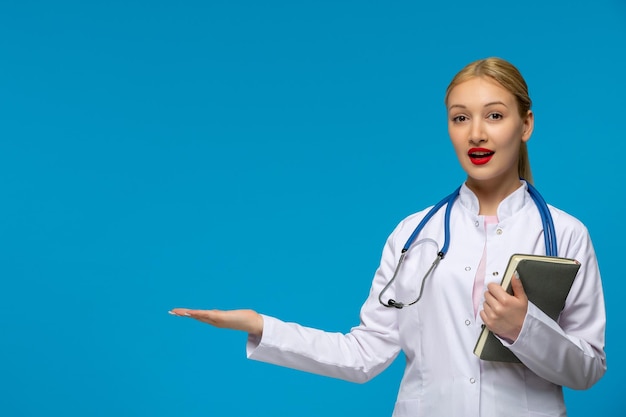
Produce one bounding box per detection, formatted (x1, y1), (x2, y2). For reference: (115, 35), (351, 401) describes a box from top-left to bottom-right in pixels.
(526, 182), (558, 256)
(402, 186), (461, 256)
(379, 181), (557, 308)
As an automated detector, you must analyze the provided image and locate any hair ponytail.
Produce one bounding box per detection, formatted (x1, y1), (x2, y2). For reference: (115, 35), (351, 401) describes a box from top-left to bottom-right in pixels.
(518, 142), (533, 184)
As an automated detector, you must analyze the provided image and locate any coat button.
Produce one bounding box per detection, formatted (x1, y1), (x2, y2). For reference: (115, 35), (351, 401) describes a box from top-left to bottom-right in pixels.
(465, 266), (471, 271)
(470, 377), (476, 384)
(496, 228), (503, 235)
(465, 319), (471, 326)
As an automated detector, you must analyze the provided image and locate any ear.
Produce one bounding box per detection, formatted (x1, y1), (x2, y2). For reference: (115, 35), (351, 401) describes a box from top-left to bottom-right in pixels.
(521, 110), (534, 143)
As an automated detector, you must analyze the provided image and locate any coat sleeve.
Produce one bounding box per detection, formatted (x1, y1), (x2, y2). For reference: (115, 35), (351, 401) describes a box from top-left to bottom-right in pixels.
(245, 223), (407, 383)
(503, 222), (607, 390)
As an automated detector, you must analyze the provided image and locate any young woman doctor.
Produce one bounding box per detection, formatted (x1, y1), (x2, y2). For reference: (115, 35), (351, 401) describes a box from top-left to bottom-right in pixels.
(170, 57), (606, 417)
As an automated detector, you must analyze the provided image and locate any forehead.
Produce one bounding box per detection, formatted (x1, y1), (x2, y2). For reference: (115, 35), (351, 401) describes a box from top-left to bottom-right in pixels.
(447, 76), (516, 108)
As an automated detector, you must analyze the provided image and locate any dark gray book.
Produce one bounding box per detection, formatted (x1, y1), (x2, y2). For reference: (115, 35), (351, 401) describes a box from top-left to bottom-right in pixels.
(473, 254), (581, 363)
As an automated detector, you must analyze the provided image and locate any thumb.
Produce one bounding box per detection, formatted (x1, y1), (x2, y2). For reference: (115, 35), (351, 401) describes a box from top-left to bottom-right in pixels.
(511, 271), (527, 299)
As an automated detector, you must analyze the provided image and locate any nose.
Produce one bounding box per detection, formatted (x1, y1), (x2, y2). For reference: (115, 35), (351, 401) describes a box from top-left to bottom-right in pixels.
(468, 120), (486, 145)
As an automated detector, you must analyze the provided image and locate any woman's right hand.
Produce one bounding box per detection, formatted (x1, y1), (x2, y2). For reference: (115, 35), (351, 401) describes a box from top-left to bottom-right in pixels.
(169, 308), (264, 337)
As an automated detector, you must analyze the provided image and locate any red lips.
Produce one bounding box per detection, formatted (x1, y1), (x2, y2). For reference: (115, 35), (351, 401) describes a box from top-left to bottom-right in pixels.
(468, 147), (495, 165)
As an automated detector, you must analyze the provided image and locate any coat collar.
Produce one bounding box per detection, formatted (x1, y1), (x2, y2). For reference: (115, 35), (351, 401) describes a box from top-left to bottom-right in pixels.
(457, 180), (529, 220)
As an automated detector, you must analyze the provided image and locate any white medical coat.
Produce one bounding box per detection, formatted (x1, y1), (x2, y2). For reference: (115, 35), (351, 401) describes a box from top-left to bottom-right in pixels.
(247, 182), (606, 417)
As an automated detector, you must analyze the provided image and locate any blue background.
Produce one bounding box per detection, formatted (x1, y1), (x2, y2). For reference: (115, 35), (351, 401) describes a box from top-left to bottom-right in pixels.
(1, 1), (624, 416)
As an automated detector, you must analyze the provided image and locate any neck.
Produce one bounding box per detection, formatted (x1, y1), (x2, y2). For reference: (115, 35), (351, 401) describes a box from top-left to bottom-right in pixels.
(465, 176), (522, 216)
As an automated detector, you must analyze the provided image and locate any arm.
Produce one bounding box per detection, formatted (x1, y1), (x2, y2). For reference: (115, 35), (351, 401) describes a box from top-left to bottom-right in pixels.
(244, 228), (404, 383)
(170, 221), (410, 383)
(482, 228), (606, 389)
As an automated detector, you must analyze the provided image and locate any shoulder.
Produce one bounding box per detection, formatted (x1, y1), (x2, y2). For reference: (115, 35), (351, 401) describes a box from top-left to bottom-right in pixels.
(548, 204), (595, 256)
(548, 204), (589, 234)
(379, 207), (432, 249)
(393, 205), (437, 233)
(399, 206), (435, 225)
(385, 203), (449, 249)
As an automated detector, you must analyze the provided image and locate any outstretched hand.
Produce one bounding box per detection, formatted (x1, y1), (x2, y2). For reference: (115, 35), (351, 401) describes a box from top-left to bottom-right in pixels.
(480, 272), (528, 342)
(169, 308), (264, 337)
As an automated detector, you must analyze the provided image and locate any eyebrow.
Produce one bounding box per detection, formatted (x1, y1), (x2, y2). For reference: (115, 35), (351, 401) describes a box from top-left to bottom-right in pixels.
(447, 101), (509, 111)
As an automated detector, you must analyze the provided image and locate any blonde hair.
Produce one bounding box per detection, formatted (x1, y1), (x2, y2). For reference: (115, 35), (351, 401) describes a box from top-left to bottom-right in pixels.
(444, 57), (534, 184)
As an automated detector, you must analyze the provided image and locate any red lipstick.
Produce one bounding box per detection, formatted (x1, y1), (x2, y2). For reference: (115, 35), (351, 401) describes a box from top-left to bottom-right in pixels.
(468, 147), (494, 165)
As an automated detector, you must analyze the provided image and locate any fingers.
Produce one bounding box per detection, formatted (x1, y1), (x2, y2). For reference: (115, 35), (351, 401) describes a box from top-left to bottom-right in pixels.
(168, 308), (264, 336)
(187, 309), (227, 327)
(481, 285), (514, 323)
(168, 308), (191, 316)
(480, 277), (528, 342)
(484, 275), (527, 308)
(510, 271), (526, 298)
(482, 285), (503, 320)
(168, 308), (224, 325)
(485, 282), (508, 303)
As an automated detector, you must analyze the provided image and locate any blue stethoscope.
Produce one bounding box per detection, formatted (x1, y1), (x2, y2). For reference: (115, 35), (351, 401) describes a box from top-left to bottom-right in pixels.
(378, 181), (557, 309)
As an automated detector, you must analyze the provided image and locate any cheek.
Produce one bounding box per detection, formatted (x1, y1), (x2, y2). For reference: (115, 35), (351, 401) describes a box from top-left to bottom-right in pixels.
(450, 141), (470, 167)
(448, 130), (467, 156)
(448, 125), (459, 143)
